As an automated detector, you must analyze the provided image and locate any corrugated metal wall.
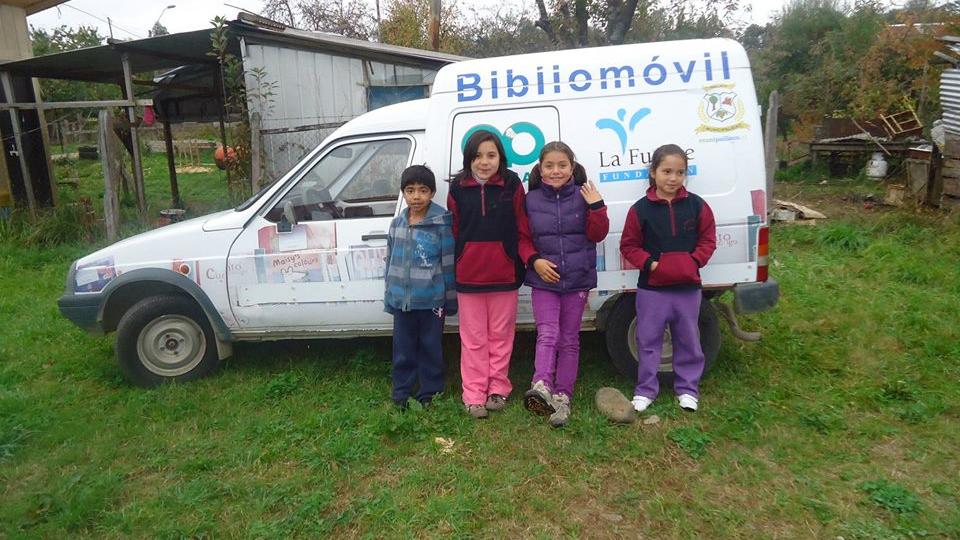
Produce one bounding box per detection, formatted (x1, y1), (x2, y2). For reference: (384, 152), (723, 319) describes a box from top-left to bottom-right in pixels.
(243, 42), (439, 180)
(941, 68), (960, 135)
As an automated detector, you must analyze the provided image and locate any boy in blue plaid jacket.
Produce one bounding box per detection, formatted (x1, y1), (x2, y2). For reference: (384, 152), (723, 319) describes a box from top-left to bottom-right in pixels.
(384, 165), (457, 408)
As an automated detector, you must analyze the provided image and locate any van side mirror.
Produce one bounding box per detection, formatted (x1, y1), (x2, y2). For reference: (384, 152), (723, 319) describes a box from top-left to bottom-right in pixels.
(278, 200), (297, 233)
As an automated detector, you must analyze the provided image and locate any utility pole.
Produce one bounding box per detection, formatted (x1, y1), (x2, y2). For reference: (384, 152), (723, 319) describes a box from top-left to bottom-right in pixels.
(429, 0), (441, 51)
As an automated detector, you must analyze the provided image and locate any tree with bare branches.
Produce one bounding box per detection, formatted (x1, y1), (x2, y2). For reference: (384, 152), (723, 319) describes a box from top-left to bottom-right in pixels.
(260, 0), (377, 40)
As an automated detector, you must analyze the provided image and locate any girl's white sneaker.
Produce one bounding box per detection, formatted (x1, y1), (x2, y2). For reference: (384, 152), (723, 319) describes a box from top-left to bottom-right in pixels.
(678, 394), (699, 412)
(631, 395), (653, 412)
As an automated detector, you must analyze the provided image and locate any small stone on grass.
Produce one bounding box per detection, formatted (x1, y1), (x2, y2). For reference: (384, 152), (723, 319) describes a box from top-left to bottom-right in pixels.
(595, 387), (636, 424)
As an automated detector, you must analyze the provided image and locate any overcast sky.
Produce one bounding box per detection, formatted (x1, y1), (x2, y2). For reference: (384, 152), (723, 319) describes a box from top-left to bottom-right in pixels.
(26, 0), (790, 41)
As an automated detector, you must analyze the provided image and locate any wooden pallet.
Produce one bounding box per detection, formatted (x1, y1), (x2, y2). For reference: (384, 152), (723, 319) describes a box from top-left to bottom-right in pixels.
(880, 109), (923, 139)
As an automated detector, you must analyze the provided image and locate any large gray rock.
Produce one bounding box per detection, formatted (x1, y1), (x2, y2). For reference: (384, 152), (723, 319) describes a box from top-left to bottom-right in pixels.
(595, 387), (636, 424)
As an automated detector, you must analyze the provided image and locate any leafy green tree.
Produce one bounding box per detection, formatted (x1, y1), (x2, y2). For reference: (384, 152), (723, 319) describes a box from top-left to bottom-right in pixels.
(747, 0), (960, 136)
(379, 0), (470, 53)
(457, 5), (553, 57)
(149, 22), (169, 37)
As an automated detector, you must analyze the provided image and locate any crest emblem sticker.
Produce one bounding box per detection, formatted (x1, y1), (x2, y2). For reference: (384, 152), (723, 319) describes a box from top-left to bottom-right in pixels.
(696, 83), (748, 133)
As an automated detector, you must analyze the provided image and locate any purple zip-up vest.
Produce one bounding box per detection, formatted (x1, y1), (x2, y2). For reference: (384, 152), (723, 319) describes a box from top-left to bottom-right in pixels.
(524, 181), (597, 292)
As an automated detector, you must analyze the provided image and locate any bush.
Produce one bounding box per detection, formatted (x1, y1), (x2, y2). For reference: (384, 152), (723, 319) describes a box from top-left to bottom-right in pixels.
(0, 202), (98, 247)
(776, 160), (830, 184)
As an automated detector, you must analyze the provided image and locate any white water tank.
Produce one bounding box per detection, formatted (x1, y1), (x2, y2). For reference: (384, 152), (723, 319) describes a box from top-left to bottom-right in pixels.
(865, 152), (888, 179)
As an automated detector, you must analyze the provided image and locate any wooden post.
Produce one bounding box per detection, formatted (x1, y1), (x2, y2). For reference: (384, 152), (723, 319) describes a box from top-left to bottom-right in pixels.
(121, 53), (147, 217)
(1, 72), (37, 216)
(429, 0), (441, 51)
(763, 90), (780, 217)
(250, 111), (262, 192)
(215, 67), (233, 195)
(32, 78), (58, 206)
(98, 109), (120, 242)
(162, 119), (181, 207)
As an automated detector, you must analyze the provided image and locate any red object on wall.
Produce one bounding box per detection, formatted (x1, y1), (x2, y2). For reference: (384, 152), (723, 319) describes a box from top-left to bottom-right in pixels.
(143, 106), (155, 127)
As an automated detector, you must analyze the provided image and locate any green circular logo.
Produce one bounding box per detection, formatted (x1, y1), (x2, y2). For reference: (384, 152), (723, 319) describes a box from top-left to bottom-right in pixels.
(461, 122), (546, 167)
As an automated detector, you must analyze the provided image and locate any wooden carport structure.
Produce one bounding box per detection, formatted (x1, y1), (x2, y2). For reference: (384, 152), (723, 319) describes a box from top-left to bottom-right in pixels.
(0, 27), (241, 227)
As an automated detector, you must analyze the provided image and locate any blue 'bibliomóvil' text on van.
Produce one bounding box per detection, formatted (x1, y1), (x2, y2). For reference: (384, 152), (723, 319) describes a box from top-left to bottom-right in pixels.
(456, 51), (732, 102)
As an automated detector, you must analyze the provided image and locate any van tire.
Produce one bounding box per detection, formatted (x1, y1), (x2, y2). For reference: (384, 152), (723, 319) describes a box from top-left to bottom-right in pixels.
(115, 295), (221, 387)
(604, 293), (721, 383)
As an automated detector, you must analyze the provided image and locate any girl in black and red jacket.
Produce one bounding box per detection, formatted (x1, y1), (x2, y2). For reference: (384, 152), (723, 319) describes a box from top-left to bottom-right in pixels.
(620, 143), (716, 414)
(447, 129), (537, 419)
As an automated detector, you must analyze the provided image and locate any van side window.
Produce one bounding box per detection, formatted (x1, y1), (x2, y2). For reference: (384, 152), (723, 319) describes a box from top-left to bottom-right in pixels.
(267, 138), (411, 222)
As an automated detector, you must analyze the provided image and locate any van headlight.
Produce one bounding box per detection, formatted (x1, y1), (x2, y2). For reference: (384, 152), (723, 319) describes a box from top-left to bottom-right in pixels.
(64, 261), (79, 294)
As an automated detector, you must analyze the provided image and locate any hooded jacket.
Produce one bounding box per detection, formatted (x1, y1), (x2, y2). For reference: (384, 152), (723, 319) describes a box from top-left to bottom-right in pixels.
(446, 169), (537, 292)
(384, 201), (457, 314)
(620, 185), (716, 290)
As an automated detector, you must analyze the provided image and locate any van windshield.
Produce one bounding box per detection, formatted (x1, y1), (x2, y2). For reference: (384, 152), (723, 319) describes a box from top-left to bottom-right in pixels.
(234, 177), (281, 211)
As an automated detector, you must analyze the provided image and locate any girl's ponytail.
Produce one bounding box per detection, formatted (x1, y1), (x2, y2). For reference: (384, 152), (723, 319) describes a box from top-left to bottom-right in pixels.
(528, 163), (543, 190)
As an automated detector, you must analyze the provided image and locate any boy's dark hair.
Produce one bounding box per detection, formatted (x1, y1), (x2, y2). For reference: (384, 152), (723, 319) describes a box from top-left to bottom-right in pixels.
(401, 164), (436, 192)
(648, 143), (688, 188)
(450, 129), (508, 182)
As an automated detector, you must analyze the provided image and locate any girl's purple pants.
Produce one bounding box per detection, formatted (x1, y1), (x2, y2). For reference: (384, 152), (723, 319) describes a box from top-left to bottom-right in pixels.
(634, 288), (705, 399)
(530, 288), (589, 398)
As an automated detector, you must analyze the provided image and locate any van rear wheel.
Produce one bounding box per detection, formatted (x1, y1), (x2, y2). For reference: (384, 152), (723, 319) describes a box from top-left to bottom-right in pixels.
(115, 295), (221, 387)
(604, 293), (721, 382)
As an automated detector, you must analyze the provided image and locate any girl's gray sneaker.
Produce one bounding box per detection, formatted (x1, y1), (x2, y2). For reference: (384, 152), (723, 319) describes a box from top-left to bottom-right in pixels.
(465, 404), (488, 419)
(549, 393), (570, 428)
(523, 380), (556, 416)
(485, 394), (507, 411)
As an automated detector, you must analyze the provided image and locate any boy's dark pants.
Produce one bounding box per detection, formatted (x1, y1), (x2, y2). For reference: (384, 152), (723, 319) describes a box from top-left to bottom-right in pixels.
(392, 309), (445, 403)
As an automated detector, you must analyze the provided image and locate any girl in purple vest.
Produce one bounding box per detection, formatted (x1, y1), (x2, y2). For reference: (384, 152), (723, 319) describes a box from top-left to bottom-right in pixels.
(620, 143), (716, 413)
(521, 141), (609, 427)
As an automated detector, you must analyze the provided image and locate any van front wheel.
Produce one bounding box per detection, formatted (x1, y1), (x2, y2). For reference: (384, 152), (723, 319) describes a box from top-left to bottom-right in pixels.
(115, 295), (221, 387)
(604, 293), (721, 382)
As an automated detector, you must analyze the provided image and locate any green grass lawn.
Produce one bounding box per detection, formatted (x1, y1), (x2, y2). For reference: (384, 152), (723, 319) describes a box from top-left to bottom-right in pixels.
(1, 181), (959, 538)
(53, 145), (236, 221)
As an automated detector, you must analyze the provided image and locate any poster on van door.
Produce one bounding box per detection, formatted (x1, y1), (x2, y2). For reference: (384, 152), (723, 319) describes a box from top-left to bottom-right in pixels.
(249, 222), (342, 284)
(449, 106), (561, 185)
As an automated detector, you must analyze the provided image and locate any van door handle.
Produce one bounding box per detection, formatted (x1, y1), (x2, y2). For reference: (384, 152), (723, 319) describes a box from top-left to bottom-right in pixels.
(361, 233), (389, 241)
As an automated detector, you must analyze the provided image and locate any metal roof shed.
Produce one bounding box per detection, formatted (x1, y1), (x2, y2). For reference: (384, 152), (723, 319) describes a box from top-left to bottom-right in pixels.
(0, 14), (465, 213)
(228, 16), (466, 181)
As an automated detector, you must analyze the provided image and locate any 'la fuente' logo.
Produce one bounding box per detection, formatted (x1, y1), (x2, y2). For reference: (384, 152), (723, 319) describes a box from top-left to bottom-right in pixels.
(595, 107), (651, 153)
(461, 122), (545, 166)
(593, 106), (698, 183)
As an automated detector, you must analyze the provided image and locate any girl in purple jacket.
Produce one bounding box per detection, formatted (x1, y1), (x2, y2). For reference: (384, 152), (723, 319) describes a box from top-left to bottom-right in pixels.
(522, 141), (609, 427)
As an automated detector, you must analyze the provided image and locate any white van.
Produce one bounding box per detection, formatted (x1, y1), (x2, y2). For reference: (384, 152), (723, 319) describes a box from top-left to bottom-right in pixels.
(58, 38), (778, 387)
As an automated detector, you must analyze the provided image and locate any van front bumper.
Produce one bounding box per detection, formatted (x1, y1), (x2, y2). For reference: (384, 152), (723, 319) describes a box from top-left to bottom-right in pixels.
(732, 279), (779, 314)
(58, 292), (105, 335)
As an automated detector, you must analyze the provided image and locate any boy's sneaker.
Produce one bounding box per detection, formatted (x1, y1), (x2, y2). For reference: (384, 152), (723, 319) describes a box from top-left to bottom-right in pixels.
(632, 395), (654, 413)
(465, 404), (488, 419)
(678, 394), (699, 412)
(523, 380), (556, 416)
(485, 394), (507, 411)
(549, 394), (570, 428)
